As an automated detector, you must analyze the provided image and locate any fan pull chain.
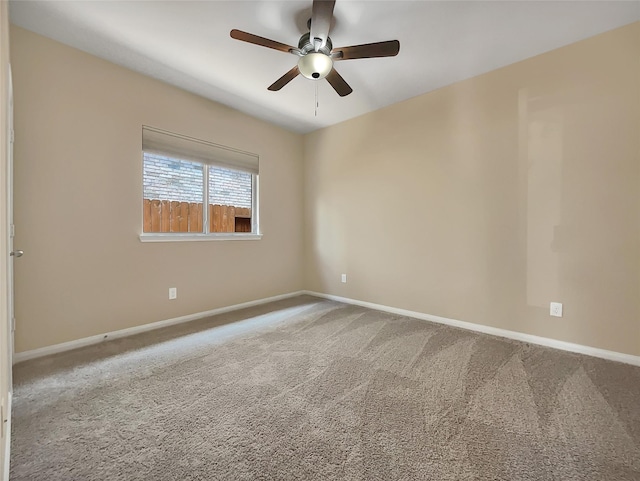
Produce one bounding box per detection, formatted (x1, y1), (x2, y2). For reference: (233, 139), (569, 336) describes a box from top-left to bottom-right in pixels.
(315, 82), (319, 117)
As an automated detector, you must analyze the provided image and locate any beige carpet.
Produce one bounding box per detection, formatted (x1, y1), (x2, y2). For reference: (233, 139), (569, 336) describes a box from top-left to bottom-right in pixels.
(10, 296), (640, 480)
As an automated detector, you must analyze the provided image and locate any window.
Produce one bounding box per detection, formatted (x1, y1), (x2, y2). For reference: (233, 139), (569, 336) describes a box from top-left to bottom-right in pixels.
(141, 126), (259, 240)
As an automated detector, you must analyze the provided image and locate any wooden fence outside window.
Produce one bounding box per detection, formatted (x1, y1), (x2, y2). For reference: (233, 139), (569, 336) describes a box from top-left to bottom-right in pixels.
(143, 199), (252, 233)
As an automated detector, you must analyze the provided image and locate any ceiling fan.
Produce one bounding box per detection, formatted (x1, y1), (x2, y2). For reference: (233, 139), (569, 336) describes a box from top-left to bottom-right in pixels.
(230, 0), (400, 97)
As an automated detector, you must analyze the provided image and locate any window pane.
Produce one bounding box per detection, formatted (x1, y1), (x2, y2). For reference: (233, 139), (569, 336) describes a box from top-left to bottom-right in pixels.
(143, 153), (204, 233)
(208, 166), (252, 233)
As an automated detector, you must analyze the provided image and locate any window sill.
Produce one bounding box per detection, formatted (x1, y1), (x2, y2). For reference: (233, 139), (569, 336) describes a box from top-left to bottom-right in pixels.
(139, 233), (262, 243)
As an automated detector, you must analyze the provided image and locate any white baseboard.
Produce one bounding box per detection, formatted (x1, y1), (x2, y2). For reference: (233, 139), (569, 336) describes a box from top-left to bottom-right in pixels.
(15, 289), (640, 368)
(3, 391), (10, 481)
(13, 291), (305, 364)
(303, 291), (640, 367)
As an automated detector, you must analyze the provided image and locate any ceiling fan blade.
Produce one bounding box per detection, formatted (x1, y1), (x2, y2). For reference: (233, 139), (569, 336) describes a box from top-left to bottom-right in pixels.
(325, 68), (353, 97)
(230, 29), (296, 54)
(268, 66), (300, 91)
(332, 40), (400, 60)
(310, 0), (335, 51)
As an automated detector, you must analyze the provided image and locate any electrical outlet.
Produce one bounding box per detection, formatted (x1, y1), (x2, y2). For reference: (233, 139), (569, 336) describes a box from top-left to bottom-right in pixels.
(550, 302), (562, 317)
(341, 274), (347, 283)
(169, 287), (177, 300)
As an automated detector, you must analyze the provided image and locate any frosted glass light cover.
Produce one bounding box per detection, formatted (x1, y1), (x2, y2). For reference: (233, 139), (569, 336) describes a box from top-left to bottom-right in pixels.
(298, 53), (333, 80)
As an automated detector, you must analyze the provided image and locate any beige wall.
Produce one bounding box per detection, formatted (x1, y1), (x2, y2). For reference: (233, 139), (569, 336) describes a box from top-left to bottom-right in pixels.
(10, 26), (304, 353)
(304, 23), (640, 356)
(11, 22), (640, 358)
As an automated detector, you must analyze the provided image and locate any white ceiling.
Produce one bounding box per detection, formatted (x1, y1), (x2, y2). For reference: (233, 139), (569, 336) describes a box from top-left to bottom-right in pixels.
(8, 1), (640, 133)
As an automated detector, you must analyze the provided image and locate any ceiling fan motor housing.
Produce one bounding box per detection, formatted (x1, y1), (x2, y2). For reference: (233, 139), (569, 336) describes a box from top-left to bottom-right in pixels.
(298, 32), (333, 55)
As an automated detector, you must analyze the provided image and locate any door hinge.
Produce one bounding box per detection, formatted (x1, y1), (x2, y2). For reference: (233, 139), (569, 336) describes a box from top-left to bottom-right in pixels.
(10, 129), (14, 143)
(10, 224), (14, 238)
(11, 318), (15, 333)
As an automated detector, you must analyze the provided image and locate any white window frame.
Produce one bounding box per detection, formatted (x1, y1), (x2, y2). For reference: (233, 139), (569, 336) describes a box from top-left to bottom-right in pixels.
(139, 127), (261, 242)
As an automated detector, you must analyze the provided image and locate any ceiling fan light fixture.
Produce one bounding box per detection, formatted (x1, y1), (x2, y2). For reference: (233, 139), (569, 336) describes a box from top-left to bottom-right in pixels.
(298, 52), (333, 80)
